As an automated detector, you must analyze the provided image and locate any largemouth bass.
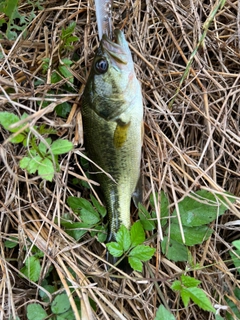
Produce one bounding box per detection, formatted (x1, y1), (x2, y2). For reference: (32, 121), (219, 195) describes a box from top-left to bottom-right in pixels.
(82, 29), (143, 249)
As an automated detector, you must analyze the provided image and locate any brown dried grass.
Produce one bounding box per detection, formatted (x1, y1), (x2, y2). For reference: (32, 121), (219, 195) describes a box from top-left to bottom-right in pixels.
(0, 0), (240, 319)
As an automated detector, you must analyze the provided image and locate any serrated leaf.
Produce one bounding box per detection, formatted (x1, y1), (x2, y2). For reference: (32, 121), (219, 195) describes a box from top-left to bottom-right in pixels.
(171, 280), (182, 291)
(51, 293), (70, 314)
(115, 225), (131, 251)
(58, 65), (73, 82)
(138, 203), (156, 231)
(128, 256), (143, 272)
(106, 242), (124, 257)
(20, 155), (43, 175)
(154, 305), (176, 320)
(90, 194), (106, 217)
(27, 303), (48, 320)
(20, 256), (41, 282)
(50, 139), (73, 155)
(168, 223), (213, 246)
(38, 157), (54, 181)
(129, 245), (155, 261)
(61, 21), (76, 39)
(181, 275), (201, 287)
(215, 315), (225, 320)
(181, 289), (191, 308)
(161, 237), (188, 262)
(185, 287), (215, 312)
(130, 221), (145, 246)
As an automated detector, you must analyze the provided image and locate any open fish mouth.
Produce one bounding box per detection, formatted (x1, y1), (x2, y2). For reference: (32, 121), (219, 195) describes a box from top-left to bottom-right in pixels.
(101, 29), (129, 64)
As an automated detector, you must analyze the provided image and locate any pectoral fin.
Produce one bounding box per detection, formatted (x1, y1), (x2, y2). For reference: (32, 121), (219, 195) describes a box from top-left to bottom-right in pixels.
(113, 121), (131, 148)
(132, 175), (142, 207)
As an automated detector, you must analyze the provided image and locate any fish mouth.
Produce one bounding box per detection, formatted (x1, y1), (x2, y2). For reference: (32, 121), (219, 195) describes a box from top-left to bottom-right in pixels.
(101, 29), (129, 65)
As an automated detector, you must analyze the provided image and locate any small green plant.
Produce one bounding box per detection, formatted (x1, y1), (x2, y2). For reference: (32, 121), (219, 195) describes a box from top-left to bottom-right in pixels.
(171, 275), (215, 312)
(63, 195), (108, 242)
(139, 190), (235, 263)
(40, 21), (79, 118)
(106, 221), (156, 272)
(0, 111), (73, 181)
(154, 305), (175, 320)
(0, 0), (43, 40)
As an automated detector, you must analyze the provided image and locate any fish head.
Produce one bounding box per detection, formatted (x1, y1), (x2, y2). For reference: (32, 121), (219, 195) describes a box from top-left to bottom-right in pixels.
(83, 29), (140, 121)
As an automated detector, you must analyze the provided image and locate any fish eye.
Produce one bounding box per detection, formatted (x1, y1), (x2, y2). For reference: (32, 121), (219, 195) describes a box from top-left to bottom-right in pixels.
(95, 59), (108, 74)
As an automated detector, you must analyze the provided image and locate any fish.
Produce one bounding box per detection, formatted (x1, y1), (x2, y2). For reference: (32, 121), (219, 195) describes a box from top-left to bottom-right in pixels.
(81, 29), (143, 260)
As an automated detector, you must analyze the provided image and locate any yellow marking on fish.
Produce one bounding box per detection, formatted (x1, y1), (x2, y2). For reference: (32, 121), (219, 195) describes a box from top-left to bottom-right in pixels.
(113, 122), (131, 148)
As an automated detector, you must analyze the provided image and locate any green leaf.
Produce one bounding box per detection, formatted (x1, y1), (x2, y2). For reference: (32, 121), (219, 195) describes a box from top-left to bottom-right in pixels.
(129, 245), (155, 261)
(10, 133), (25, 144)
(56, 308), (77, 320)
(60, 221), (89, 240)
(0, 111), (21, 132)
(39, 285), (55, 303)
(172, 190), (236, 227)
(4, 236), (18, 248)
(171, 280), (182, 291)
(232, 240), (240, 251)
(90, 194), (106, 217)
(20, 155), (42, 175)
(67, 197), (100, 224)
(38, 158), (55, 181)
(61, 21), (76, 39)
(225, 288), (240, 320)
(184, 287), (215, 312)
(181, 275), (201, 287)
(215, 316), (225, 320)
(51, 71), (62, 84)
(58, 65), (73, 82)
(115, 225), (131, 252)
(128, 256), (143, 272)
(27, 303), (48, 320)
(55, 102), (71, 118)
(38, 138), (52, 154)
(20, 256), (41, 282)
(180, 288), (191, 308)
(50, 139), (73, 155)
(161, 237), (188, 262)
(154, 305), (176, 320)
(168, 223), (213, 246)
(106, 242), (124, 257)
(51, 293), (70, 314)
(138, 203), (156, 231)
(130, 221), (145, 246)
(79, 208), (100, 225)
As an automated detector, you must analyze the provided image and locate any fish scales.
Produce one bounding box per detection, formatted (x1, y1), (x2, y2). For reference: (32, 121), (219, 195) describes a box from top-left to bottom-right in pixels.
(82, 29), (143, 243)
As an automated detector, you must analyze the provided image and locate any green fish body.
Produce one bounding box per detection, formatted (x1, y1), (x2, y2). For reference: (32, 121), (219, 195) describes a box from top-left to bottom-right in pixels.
(82, 29), (143, 244)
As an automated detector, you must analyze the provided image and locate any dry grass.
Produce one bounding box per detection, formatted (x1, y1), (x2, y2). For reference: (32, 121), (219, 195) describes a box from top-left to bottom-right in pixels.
(0, 0), (240, 319)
